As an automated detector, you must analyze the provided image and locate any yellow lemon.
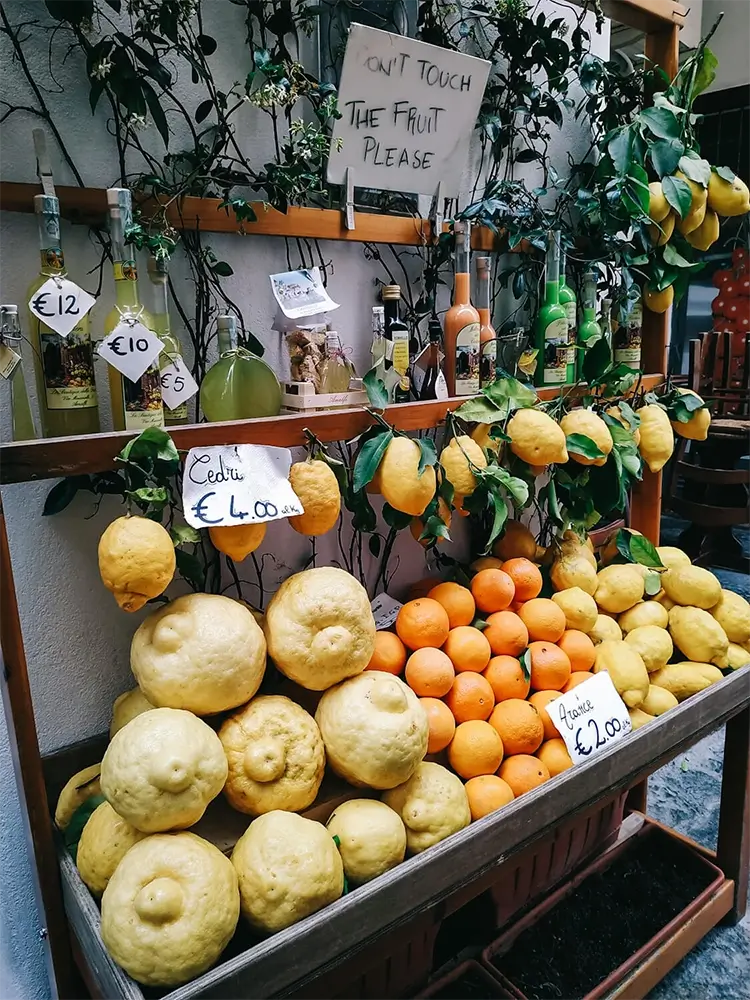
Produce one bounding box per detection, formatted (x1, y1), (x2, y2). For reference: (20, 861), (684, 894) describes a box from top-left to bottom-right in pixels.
(288, 459), (341, 536)
(507, 408), (568, 466)
(710, 589), (750, 643)
(110, 687), (155, 738)
(593, 639), (649, 707)
(641, 684), (678, 716)
(379, 436), (436, 516)
(595, 564), (645, 614)
(551, 587), (598, 631)
(686, 209), (720, 251)
(707, 171), (750, 217)
(493, 520), (546, 562)
(643, 284), (674, 314)
(560, 409), (613, 467)
(327, 800), (406, 885)
(54, 764), (102, 831)
(668, 606), (729, 668)
(209, 522), (266, 561)
(638, 404), (674, 472)
(623, 624), (673, 672)
(471, 423), (502, 456)
(98, 515), (175, 612)
(673, 170), (708, 234)
(648, 212), (675, 246)
(670, 389), (711, 442)
(662, 564), (722, 609)
(588, 613), (622, 644)
(648, 181), (671, 222)
(383, 762), (470, 854)
(76, 802), (146, 896)
(440, 435), (487, 497)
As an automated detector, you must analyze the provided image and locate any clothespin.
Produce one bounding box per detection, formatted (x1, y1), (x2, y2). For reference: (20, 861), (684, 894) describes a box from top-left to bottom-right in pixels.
(33, 129), (56, 198)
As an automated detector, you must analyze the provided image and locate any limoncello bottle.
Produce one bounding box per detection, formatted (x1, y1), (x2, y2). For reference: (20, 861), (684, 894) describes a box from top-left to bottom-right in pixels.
(147, 255), (189, 425)
(199, 314), (281, 421)
(1, 304), (37, 440)
(27, 194), (99, 436)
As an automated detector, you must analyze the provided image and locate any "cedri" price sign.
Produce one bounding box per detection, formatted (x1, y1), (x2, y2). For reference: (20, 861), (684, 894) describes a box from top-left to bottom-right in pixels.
(546, 671), (632, 766)
(182, 444), (304, 528)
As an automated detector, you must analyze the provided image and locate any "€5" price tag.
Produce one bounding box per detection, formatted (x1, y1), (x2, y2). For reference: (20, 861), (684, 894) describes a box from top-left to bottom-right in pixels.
(98, 321), (164, 383)
(29, 278), (96, 338)
(160, 355), (198, 410)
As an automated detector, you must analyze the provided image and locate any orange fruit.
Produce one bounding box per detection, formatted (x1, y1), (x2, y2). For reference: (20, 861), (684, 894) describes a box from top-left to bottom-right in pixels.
(528, 640), (572, 692)
(557, 629), (596, 672)
(396, 598), (450, 650)
(444, 671), (495, 723)
(484, 655), (530, 702)
(448, 720), (504, 779)
(443, 625), (492, 673)
(464, 774), (515, 820)
(489, 699), (544, 755)
(428, 582), (476, 628)
(528, 690), (562, 741)
(483, 610), (529, 657)
(365, 631), (408, 675)
(501, 558), (543, 602)
(563, 671), (594, 693)
(420, 697), (456, 754)
(405, 647), (455, 697)
(498, 754), (551, 797)
(518, 598), (566, 642)
(536, 738), (573, 777)
(470, 568), (516, 614)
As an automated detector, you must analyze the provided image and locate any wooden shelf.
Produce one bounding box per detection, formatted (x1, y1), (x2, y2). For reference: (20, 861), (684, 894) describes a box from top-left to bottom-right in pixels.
(0, 375), (664, 485)
(569, 0), (686, 32)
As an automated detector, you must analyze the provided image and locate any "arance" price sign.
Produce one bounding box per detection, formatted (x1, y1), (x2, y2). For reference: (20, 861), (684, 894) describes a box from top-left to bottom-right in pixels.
(546, 671), (632, 766)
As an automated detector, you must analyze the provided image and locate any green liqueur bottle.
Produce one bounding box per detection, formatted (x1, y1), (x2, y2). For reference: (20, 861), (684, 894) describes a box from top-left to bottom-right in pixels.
(1, 304), (37, 440)
(558, 250), (577, 384)
(535, 231), (569, 387)
(614, 287), (643, 371)
(577, 270), (601, 379)
(199, 314), (281, 421)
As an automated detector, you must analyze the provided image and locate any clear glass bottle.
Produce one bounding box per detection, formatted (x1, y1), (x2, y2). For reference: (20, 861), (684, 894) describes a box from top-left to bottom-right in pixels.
(558, 250), (577, 383)
(476, 256), (497, 388)
(614, 287), (643, 370)
(104, 189), (163, 431)
(577, 271), (602, 378)
(147, 255), (189, 425)
(199, 314), (282, 421)
(1, 304), (37, 441)
(444, 221), (480, 396)
(382, 285), (411, 403)
(535, 230), (569, 387)
(418, 317), (446, 400)
(27, 194), (99, 437)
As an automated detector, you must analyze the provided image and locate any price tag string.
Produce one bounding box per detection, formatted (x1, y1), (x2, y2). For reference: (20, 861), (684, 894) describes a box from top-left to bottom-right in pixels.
(114, 304), (146, 326)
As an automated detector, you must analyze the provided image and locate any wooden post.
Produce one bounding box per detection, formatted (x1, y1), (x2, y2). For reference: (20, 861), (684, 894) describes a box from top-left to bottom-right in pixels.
(717, 707), (750, 923)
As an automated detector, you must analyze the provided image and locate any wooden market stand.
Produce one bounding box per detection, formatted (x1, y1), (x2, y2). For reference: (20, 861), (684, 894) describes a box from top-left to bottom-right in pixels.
(1, 2), (748, 997)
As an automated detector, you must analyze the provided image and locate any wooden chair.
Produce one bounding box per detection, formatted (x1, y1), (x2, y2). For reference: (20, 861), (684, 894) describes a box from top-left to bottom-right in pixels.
(665, 330), (750, 570)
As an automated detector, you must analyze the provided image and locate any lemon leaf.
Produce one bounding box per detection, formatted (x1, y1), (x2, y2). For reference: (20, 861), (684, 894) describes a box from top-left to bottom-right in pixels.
(629, 534), (665, 568)
(362, 366), (389, 409)
(644, 570), (663, 596)
(661, 175), (693, 219)
(353, 430), (392, 492)
(566, 433), (606, 461)
(520, 649), (532, 681)
(416, 437), (438, 476)
(454, 395), (504, 424)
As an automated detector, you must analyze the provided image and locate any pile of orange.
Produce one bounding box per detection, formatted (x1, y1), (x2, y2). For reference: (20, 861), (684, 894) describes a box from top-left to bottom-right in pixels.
(366, 562), (596, 823)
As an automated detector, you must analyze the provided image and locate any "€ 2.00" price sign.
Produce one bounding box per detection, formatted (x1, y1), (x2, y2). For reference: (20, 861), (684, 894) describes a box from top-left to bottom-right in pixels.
(545, 671), (633, 766)
(182, 444), (304, 528)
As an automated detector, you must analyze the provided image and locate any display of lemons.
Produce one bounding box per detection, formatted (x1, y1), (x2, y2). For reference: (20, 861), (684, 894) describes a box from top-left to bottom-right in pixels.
(219, 696), (325, 816)
(560, 409), (613, 467)
(648, 181), (671, 222)
(649, 661), (724, 701)
(648, 212), (675, 246)
(131, 594), (266, 715)
(110, 687), (155, 738)
(637, 404), (674, 471)
(618, 601), (669, 633)
(707, 170), (750, 217)
(440, 435), (487, 498)
(623, 624), (673, 672)
(593, 639), (649, 707)
(288, 459), (341, 536)
(727, 643), (750, 670)
(54, 764), (102, 830)
(326, 799), (406, 886)
(551, 587), (598, 632)
(316, 672), (428, 789)
(655, 546), (691, 570)
(643, 284), (674, 314)
(595, 564), (645, 614)
(101, 832), (239, 987)
(378, 436), (436, 516)
(641, 684), (679, 716)
(605, 404), (640, 447)
(265, 566), (375, 691)
(710, 589), (750, 643)
(231, 811), (343, 933)
(670, 389), (711, 441)
(668, 606), (729, 669)
(383, 762), (471, 854)
(76, 802), (146, 896)
(661, 564), (722, 610)
(686, 209), (720, 251)
(588, 614), (622, 644)
(493, 520), (546, 562)
(209, 523), (266, 561)
(551, 555), (597, 596)
(101, 708), (228, 832)
(98, 515), (176, 612)
(507, 408), (568, 466)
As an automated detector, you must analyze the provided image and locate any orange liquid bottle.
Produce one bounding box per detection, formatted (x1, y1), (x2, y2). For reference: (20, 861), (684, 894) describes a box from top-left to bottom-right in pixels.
(444, 221), (480, 396)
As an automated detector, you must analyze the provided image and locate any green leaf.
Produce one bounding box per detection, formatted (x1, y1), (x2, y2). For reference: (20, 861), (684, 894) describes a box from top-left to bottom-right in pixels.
(416, 437), (438, 477)
(175, 548), (206, 589)
(566, 434), (606, 461)
(608, 129), (632, 175)
(381, 503), (413, 531)
(211, 261), (234, 277)
(661, 175), (693, 219)
(486, 492), (509, 552)
(472, 617), (489, 631)
(663, 244), (703, 270)
(616, 529), (636, 562)
(691, 46), (718, 99)
(716, 165), (737, 183)
(368, 534), (381, 558)
(540, 479), (563, 526)
(482, 466), (530, 507)
(678, 154), (711, 187)
(142, 80), (169, 147)
(126, 486), (168, 505)
(348, 490), (377, 534)
(583, 337), (612, 383)
(64, 794), (106, 863)
(650, 138), (684, 178)
(629, 534), (665, 568)
(170, 525), (201, 546)
(484, 376), (538, 415)
(420, 514), (451, 544)
(363, 366), (389, 409)
(454, 395), (504, 424)
(353, 431), (392, 492)
(620, 450), (642, 478)
(640, 106), (681, 139)
(438, 473), (455, 507)
(520, 649), (532, 681)
(43, 476), (90, 516)
(119, 427), (179, 467)
(644, 570), (663, 596)
(318, 453), (348, 496)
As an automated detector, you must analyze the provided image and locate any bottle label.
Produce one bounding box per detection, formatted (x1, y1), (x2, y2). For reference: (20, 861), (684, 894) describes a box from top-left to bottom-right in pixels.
(123, 363), (164, 430)
(543, 317), (569, 383)
(392, 330), (410, 376)
(455, 321), (480, 395)
(614, 329), (642, 369)
(39, 323), (98, 409)
(0, 343), (22, 380)
(40, 248), (65, 272)
(563, 300), (577, 364)
(480, 338), (496, 387)
(113, 260), (138, 282)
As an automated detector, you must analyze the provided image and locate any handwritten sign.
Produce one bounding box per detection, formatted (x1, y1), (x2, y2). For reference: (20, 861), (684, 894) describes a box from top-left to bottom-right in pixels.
(29, 277), (96, 338)
(98, 321), (164, 382)
(371, 593), (403, 630)
(182, 444), (304, 529)
(160, 355), (198, 410)
(546, 672), (632, 766)
(327, 24), (490, 197)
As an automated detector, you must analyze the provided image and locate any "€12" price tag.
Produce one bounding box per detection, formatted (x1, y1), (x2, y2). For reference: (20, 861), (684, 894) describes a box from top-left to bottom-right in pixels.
(545, 671), (632, 765)
(160, 355), (198, 410)
(182, 444), (304, 528)
(29, 277), (97, 338)
(98, 321), (164, 383)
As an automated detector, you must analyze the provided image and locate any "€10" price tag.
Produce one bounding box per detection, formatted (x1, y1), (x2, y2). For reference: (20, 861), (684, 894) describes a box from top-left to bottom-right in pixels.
(98, 321), (164, 383)
(545, 671), (632, 766)
(29, 277), (96, 338)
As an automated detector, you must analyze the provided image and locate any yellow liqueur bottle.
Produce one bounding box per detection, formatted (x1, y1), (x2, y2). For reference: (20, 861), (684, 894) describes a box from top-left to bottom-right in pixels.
(104, 188), (164, 432)
(199, 314), (281, 421)
(27, 194), (100, 436)
(147, 255), (189, 425)
(0, 304), (37, 441)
